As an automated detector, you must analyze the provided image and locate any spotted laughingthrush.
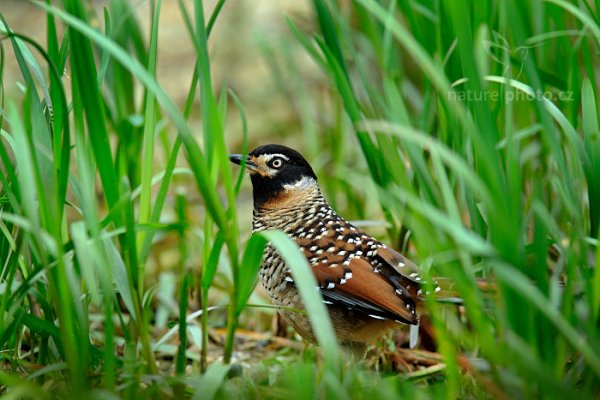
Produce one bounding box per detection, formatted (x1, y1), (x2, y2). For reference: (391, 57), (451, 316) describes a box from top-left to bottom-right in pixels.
(230, 144), (438, 349)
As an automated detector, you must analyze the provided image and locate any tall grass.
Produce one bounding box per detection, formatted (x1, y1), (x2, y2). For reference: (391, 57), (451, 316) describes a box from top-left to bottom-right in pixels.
(292, 0), (600, 397)
(0, 0), (599, 398)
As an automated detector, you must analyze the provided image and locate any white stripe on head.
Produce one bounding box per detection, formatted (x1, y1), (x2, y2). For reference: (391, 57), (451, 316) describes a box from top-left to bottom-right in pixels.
(283, 175), (317, 190)
(262, 153), (290, 162)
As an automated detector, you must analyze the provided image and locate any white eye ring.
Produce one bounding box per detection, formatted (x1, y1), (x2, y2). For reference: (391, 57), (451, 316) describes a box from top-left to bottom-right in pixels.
(271, 158), (284, 168)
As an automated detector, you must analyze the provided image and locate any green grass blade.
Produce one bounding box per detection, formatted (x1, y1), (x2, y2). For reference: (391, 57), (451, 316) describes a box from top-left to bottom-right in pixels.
(494, 261), (600, 378)
(63, 0), (119, 210)
(259, 230), (341, 371)
(581, 78), (600, 238)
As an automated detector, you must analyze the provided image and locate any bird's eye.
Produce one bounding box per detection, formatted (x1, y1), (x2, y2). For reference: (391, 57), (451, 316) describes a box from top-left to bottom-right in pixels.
(270, 157), (284, 169)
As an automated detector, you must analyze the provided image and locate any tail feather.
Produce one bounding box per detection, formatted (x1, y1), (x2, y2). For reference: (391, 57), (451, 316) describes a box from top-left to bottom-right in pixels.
(417, 277), (498, 305)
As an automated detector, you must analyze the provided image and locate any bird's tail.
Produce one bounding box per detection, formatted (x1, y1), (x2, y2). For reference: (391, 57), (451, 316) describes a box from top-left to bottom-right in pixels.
(410, 278), (498, 350)
(418, 277), (498, 305)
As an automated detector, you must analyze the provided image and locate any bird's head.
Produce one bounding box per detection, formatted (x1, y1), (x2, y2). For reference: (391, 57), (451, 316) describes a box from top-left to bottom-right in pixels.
(229, 144), (318, 208)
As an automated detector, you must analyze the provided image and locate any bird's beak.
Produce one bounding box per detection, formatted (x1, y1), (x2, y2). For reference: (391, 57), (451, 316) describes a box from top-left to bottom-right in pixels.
(229, 154), (258, 172)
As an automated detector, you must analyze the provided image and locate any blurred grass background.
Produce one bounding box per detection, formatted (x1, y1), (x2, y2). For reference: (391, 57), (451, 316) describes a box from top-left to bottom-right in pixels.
(1, 0), (599, 398)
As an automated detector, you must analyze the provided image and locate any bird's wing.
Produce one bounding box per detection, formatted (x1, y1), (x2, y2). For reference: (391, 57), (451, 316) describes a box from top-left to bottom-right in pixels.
(373, 246), (423, 297)
(291, 225), (426, 324)
(310, 256), (419, 325)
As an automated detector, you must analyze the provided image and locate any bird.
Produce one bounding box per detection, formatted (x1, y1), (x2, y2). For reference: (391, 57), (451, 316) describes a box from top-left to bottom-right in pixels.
(230, 144), (438, 351)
